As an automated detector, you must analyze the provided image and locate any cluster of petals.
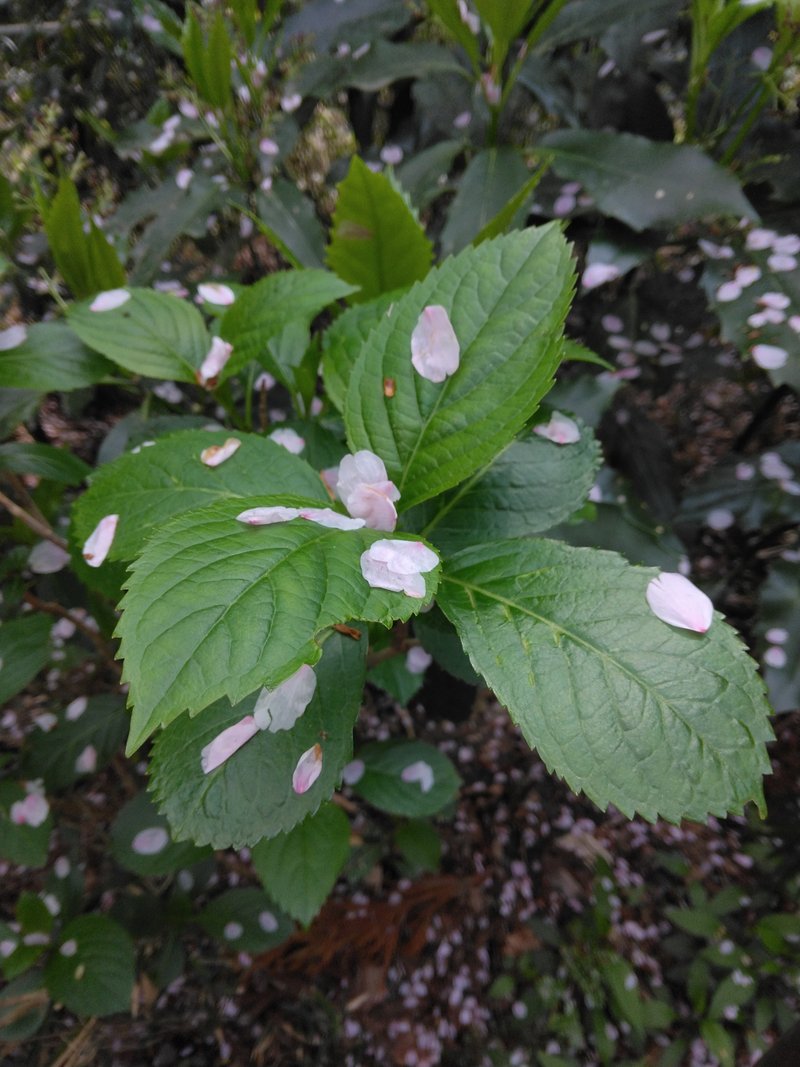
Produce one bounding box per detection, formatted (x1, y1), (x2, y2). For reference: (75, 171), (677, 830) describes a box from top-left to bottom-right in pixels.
(646, 572), (714, 633)
(236, 505), (365, 531)
(360, 538), (439, 599)
(410, 305), (460, 383)
(197, 337), (233, 387)
(201, 665), (318, 774)
(82, 514), (119, 567)
(90, 288), (130, 312)
(201, 437), (241, 467)
(335, 450), (400, 531)
(10, 781), (49, 828)
(534, 411), (581, 445)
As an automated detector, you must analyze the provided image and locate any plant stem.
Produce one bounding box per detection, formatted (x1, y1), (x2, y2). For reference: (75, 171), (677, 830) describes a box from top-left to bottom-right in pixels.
(0, 488), (68, 550)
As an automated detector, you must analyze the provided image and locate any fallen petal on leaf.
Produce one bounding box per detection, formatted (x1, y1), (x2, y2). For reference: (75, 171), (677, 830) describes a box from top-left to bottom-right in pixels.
(410, 305), (460, 383)
(197, 337), (233, 386)
(401, 760), (434, 793)
(82, 514), (119, 567)
(132, 827), (169, 855)
(253, 664), (317, 732)
(646, 573), (713, 633)
(201, 715), (259, 773)
(269, 428), (305, 454)
(236, 506), (301, 526)
(197, 282), (235, 306)
(360, 539), (439, 598)
(200, 437), (241, 467)
(90, 289), (130, 312)
(292, 743), (323, 794)
(533, 412), (581, 445)
(336, 451), (400, 531)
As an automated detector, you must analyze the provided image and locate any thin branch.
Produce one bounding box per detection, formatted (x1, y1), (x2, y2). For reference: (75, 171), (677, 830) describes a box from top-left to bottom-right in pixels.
(0, 488), (69, 550)
(23, 591), (120, 670)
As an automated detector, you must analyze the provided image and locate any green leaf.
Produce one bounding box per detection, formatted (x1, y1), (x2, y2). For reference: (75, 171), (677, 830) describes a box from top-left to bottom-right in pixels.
(413, 606), (480, 684)
(427, 0), (481, 69)
(295, 39), (463, 97)
(255, 180), (326, 270)
(441, 149), (533, 256)
(0, 443), (90, 485)
(109, 174), (222, 287)
(20, 694), (127, 792)
(68, 288), (210, 381)
(109, 791), (210, 876)
(117, 499), (441, 752)
(0, 970), (49, 1041)
(539, 0), (676, 49)
(473, 0), (531, 64)
(396, 140), (464, 211)
(251, 802), (351, 926)
(665, 906), (721, 938)
(72, 430), (329, 562)
(472, 164), (547, 248)
(408, 418), (601, 555)
(394, 819), (441, 874)
(45, 916), (135, 1017)
(39, 177), (125, 299)
(0, 781), (52, 868)
(205, 9), (233, 108)
(0, 615), (52, 706)
(326, 156), (434, 303)
(700, 1019), (735, 1067)
(321, 290), (399, 413)
(352, 739), (461, 817)
(197, 888), (292, 950)
(219, 270), (356, 380)
(0, 322), (113, 391)
(368, 651), (424, 706)
(149, 629), (366, 848)
(344, 225), (575, 510)
(601, 955), (644, 1039)
(540, 130), (756, 231)
(438, 538), (773, 822)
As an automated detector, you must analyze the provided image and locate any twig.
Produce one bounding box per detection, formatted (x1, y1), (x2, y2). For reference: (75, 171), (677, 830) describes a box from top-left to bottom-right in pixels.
(0, 487), (69, 550)
(23, 591), (121, 670)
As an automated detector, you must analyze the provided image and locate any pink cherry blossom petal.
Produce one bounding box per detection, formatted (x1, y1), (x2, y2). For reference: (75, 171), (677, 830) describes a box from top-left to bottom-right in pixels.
(0, 324), (27, 349)
(201, 715), (259, 773)
(410, 305), (460, 383)
(401, 760), (434, 793)
(132, 827), (169, 855)
(297, 508), (366, 531)
(197, 282), (235, 306)
(236, 506), (301, 526)
(10, 792), (49, 827)
(292, 744), (323, 794)
(405, 646), (433, 674)
(646, 573), (714, 633)
(582, 263), (621, 290)
(82, 514), (119, 567)
(253, 664), (317, 732)
(197, 337), (233, 386)
(751, 344), (788, 370)
(74, 744), (97, 774)
(200, 437), (241, 467)
(269, 428), (305, 454)
(360, 539), (439, 598)
(534, 412), (581, 445)
(341, 759), (365, 785)
(336, 451), (400, 531)
(28, 540), (71, 574)
(90, 289), (130, 312)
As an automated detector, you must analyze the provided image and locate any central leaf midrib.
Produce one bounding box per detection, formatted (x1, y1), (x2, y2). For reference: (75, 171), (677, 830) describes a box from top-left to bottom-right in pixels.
(442, 572), (706, 750)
